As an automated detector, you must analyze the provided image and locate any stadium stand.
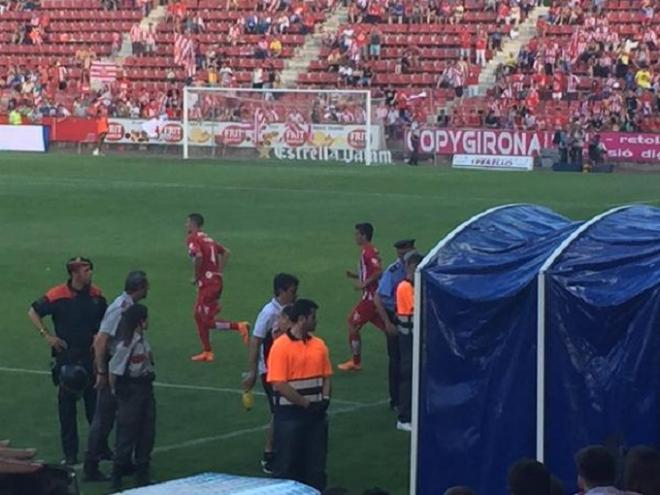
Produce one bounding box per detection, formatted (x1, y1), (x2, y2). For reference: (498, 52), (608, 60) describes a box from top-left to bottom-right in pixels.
(450, 0), (660, 131)
(0, 0), (333, 120)
(1, 0), (658, 134)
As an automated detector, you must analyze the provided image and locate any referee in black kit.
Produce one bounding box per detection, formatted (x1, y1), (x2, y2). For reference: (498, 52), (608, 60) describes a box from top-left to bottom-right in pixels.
(28, 257), (108, 465)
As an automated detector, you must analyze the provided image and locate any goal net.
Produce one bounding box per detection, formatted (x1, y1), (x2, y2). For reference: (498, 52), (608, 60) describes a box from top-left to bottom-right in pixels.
(182, 87), (388, 165)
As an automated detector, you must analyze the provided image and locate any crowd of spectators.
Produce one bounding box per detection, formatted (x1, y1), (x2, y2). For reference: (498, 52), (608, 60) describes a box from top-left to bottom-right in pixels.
(454, 0), (660, 131)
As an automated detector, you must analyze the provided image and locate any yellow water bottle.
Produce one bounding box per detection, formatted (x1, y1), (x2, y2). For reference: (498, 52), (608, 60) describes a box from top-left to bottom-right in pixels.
(242, 390), (254, 411)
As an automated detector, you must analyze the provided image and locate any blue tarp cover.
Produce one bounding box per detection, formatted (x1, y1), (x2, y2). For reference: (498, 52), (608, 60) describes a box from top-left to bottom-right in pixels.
(418, 205), (580, 495)
(545, 205), (660, 491)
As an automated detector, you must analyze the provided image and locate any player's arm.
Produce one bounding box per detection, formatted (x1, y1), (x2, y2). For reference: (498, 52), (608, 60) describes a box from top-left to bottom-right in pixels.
(242, 335), (263, 391)
(27, 306), (67, 352)
(360, 268), (382, 288)
(374, 293), (396, 335)
(93, 332), (110, 388)
(243, 308), (270, 390)
(345, 270), (359, 279)
(217, 246), (230, 274)
(191, 254), (203, 284)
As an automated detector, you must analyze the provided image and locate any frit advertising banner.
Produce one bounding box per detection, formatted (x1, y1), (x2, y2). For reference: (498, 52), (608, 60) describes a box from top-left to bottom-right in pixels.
(452, 154), (534, 171)
(105, 118), (382, 151)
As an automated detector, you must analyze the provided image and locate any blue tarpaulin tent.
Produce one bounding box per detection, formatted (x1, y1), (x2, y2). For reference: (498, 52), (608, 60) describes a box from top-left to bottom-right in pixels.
(541, 205), (660, 491)
(412, 204), (581, 495)
(412, 203), (660, 495)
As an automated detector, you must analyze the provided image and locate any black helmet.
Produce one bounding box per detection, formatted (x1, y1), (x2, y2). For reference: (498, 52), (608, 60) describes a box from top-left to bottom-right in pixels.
(59, 364), (89, 395)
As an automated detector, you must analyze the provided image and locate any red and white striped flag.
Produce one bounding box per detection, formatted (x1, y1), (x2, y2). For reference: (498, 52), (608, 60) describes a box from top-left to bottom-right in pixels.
(90, 61), (118, 85)
(174, 33), (195, 69)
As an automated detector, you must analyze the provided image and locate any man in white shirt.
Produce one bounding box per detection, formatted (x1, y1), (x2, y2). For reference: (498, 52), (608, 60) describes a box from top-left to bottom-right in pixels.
(242, 273), (299, 474)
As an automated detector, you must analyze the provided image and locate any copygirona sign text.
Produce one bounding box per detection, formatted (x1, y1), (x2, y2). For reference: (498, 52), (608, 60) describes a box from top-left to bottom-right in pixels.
(407, 128), (554, 156)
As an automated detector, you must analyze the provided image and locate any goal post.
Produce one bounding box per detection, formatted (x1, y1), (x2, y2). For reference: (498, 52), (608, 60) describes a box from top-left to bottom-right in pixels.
(182, 87), (388, 165)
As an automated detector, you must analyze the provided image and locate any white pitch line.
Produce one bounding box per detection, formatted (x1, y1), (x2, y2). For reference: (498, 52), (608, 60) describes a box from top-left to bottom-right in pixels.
(0, 173), (501, 203)
(0, 366), (363, 407)
(153, 399), (389, 454)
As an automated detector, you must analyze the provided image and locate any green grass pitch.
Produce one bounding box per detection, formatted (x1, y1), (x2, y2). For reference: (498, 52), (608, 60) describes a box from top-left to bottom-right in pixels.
(0, 153), (658, 495)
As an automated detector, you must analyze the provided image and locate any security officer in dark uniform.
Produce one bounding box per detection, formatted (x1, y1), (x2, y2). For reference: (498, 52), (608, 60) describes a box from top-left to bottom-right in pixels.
(373, 239), (416, 410)
(28, 257), (107, 465)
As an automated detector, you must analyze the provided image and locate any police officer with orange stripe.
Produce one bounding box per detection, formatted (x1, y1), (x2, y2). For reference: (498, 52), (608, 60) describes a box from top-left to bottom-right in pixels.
(28, 257), (107, 465)
(267, 299), (333, 491)
(394, 251), (423, 432)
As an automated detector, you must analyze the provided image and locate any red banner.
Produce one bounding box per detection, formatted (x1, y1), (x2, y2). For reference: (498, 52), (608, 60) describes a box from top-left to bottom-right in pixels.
(600, 132), (660, 163)
(413, 128), (554, 157)
(42, 117), (98, 142)
(410, 128), (660, 163)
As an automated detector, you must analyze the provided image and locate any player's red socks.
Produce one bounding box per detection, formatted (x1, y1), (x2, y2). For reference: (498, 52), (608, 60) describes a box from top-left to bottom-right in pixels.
(350, 336), (362, 365)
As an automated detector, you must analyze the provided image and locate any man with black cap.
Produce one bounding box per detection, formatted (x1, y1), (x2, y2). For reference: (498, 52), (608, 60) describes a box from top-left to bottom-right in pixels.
(373, 239), (416, 410)
(28, 257), (107, 465)
(83, 270), (149, 481)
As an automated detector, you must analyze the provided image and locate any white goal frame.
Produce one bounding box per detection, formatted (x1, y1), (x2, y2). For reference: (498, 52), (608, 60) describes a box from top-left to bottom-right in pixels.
(182, 87), (373, 164)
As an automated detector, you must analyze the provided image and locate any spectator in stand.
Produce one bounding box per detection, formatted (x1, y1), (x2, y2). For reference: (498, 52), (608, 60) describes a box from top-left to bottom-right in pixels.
(553, 125), (569, 163)
(624, 446), (660, 495)
(255, 36), (269, 59)
(436, 109), (450, 127)
(246, 14), (258, 34)
(207, 66), (218, 86)
(390, 0), (404, 24)
(192, 13), (205, 33)
(144, 25), (156, 55)
(497, 1), (510, 24)
(587, 134), (607, 166)
(252, 65), (264, 89)
(219, 64), (233, 86)
(635, 66), (653, 91)
(490, 26), (503, 51)
(510, 21), (520, 41)
(452, 1), (465, 25)
(269, 37), (282, 57)
(130, 23), (143, 57)
(507, 459), (551, 495)
(475, 30), (487, 68)
(111, 32), (122, 57)
(228, 23), (241, 46)
(369, 29), (381, 60)
(485, 109), (500, 128)
(568, 123), (585, 166)
(459, 29), (471, 62)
